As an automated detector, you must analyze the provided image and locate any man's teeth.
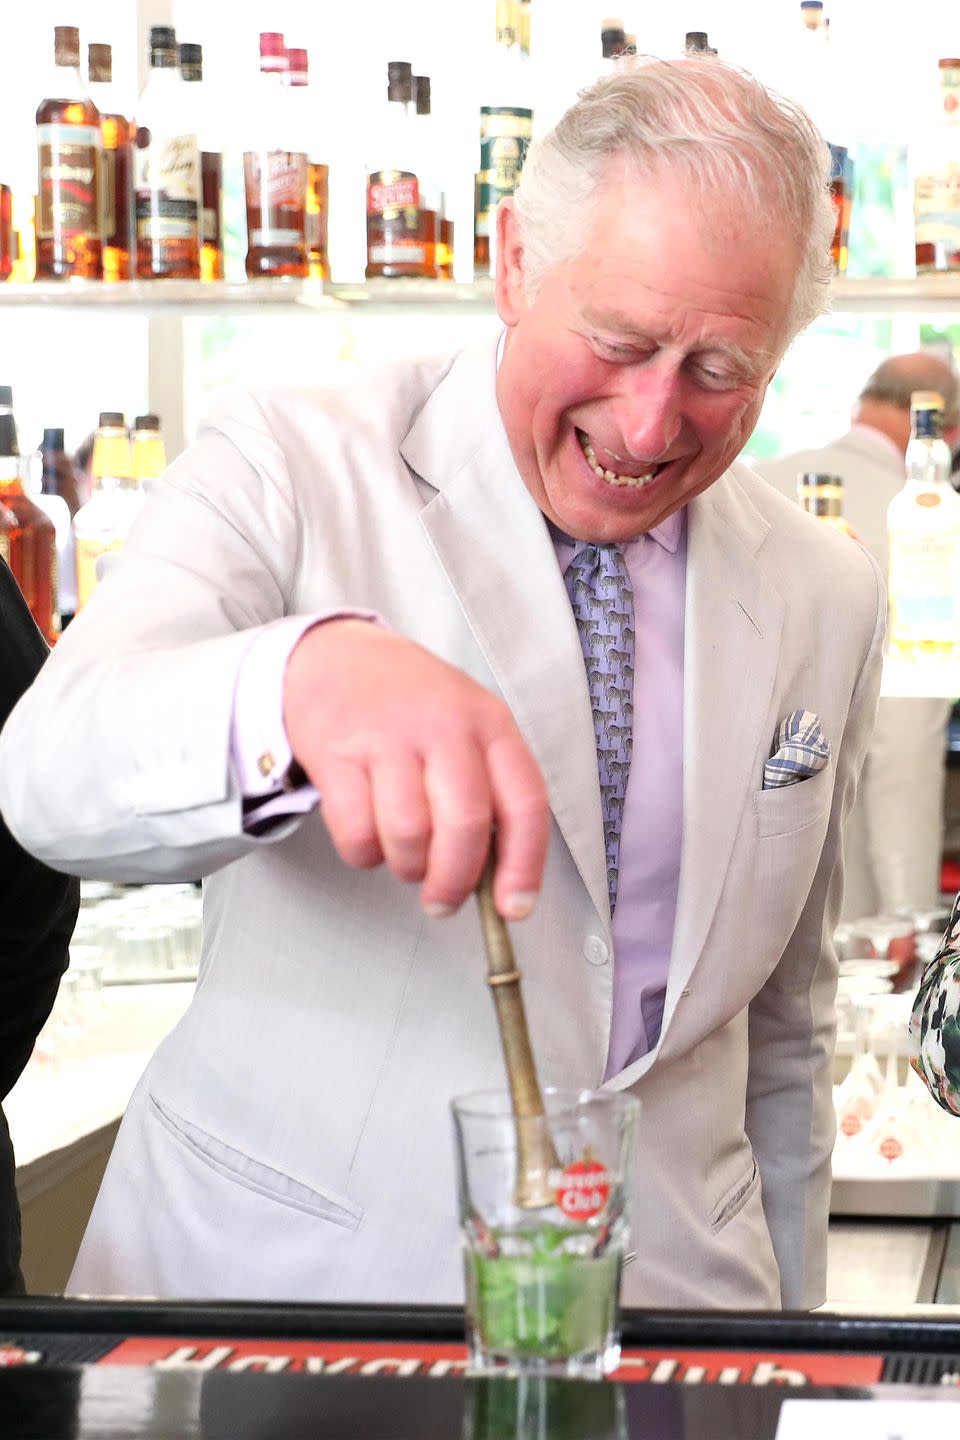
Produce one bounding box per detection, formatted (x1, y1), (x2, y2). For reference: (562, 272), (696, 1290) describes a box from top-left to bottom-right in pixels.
(578, 432), (658, 488)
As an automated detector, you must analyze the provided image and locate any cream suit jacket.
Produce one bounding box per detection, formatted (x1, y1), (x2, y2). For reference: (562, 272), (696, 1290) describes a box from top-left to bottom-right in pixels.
(0, 335), (885, 1309)
(755, 432), (950, 920)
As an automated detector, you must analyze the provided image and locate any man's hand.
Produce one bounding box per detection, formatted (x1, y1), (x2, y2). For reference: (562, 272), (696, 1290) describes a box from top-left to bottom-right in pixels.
(283, 620), (550, 920)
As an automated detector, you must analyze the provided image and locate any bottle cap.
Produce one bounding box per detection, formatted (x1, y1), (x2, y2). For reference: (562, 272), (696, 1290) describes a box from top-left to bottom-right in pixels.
(799, 1), (824, 8)
(911, 391), (945, 409)
(387, 60), (413, 102)
(42, 428), (65, 451)
(286, 47), (308, 77)
(939, 58), (960, 68)
(88, 42), (113, 83)
(414, 75), (431, 115)
(799, 472), (844, 487)
(98, 412), (126, 428)
(600, 19), (627, 57)
(149, 25), (177, 52)
(259, 31), (286, 58)
(55, 25), (81, 68)
(0, 386), (12, 407)
(133, 414), (160, 431)
(685, 31), (711, 51)
(179, 42), (203, 70)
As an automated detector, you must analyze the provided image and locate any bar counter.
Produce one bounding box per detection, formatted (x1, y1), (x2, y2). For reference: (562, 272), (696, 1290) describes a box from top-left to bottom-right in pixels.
(4, 1297), (960, 1437)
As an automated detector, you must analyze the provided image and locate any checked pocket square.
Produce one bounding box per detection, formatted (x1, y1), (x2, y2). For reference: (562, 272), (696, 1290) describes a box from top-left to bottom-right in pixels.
(763, 709), (831, 790)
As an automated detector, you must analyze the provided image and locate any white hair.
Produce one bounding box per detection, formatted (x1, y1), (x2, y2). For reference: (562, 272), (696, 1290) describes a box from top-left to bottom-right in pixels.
(512, 53), (836, 344)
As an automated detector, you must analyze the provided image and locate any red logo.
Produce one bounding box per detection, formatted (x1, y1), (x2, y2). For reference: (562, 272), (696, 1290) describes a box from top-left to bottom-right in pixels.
(879, 1136), (903, 1163)
(839, 1113), (862, 1136)
(554, 1157), (611, 1221)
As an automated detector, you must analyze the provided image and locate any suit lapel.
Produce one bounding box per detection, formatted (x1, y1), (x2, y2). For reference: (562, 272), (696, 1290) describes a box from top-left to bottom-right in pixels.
(607, 474), (785, 1088)
(402, 337), (610, 932)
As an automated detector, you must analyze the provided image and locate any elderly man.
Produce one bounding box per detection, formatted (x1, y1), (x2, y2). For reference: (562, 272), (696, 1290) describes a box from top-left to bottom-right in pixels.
(756, 352), (958, 921)
(0, 55), (883, 1310)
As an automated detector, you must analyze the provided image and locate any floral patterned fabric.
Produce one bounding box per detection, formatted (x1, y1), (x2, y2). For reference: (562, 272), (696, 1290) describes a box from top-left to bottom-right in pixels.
(909, 892), (960, 1116)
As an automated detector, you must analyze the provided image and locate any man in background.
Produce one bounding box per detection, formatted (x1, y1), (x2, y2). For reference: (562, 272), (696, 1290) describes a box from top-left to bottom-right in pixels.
(0, 558), (78, 1293)
(755, 352), (959, 920)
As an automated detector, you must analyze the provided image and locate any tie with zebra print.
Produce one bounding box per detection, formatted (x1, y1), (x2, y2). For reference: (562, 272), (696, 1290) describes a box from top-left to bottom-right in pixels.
(563, 543), (635, 915)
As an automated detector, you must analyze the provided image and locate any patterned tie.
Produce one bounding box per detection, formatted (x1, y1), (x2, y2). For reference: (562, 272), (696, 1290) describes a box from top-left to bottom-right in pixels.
(564, 543), (635, 915)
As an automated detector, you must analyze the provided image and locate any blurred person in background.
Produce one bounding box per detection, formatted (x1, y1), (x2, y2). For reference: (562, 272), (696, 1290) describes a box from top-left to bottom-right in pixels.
(755, 352), (959, 921)
(0, 557), (79, 1294)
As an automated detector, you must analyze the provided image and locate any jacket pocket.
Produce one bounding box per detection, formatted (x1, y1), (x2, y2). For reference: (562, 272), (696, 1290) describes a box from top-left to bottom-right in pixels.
(754, 763), (832, 840)
(710, 1159), (760, 1234)
(148, 1094), (364, 1231)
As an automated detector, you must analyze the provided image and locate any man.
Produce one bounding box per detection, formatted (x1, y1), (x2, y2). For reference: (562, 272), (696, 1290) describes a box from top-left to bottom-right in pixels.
(755, 353), (957, 920)
(0, 56), (884, 1310)
(0, 558), (78, 1294)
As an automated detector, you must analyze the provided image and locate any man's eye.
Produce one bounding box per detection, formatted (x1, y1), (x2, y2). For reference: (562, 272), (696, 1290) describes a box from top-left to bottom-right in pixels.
(595, 340), (640, 361)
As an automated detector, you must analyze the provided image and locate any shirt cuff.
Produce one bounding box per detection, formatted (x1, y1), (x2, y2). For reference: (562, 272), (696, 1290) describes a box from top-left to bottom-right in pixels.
(231, 611), (380, 819)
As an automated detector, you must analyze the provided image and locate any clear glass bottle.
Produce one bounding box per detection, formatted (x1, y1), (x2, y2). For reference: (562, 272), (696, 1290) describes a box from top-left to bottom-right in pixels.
(131, 413), (166, 483)
(366, 61), (431, 279)
(285, 47), (329, 281)
(475, 4), (533, 280)
(798, 473), (859, 540)
(887, 391), (960, 658)
(134, 25), (201, 280)
(88, 42), (134, 282)
(74, 412), (141, 609)
(913, 58), (960, 275)
(179, 42), (224, 282)
(0, 388), (57, 642)
(244, 33), (308, 279)
(36, 25), (102, 280)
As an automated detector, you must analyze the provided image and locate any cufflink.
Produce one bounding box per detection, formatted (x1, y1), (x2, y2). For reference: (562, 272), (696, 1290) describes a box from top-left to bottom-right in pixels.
(258, 752), (276, 778)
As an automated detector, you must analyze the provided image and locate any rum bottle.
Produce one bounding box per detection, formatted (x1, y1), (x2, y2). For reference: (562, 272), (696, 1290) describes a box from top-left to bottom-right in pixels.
(0, 388), (57, 642)
(36, 25), (102, 280)
(88, 42), (134, 282)
(134, 26), (201, 280)
(914, 59), (960, 274)
(179, 42), (224, 282)
(366, 61), (432, 279)
(74, 413), (141, 608)
(244, 33), (308, 279)
(285, 48), (330, 280)
(887, 391), (960, 657)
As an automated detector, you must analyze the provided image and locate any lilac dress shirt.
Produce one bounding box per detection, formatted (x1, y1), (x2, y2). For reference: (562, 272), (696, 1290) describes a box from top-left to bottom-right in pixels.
(230, 510), (686, 1079)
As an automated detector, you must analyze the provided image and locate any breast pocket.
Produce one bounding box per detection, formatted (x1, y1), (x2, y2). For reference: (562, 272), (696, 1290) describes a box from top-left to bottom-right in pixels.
(754, 762), (833, 840)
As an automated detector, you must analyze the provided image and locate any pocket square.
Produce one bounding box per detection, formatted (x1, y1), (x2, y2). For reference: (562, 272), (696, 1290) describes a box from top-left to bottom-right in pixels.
(763, 709), (831, 790)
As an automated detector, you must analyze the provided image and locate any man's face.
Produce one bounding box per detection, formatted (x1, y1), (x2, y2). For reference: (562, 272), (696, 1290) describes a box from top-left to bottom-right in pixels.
(495, 157), (798, 542)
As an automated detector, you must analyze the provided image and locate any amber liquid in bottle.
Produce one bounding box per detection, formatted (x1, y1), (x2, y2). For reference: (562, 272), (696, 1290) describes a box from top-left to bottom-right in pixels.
(98, 110), (135, 281)
(0, 185), (12, 281)
(36, 95), (103, 279)
(0, 467), (57, 643)
(244, 151), (308, 278)
(305, 161), (330, 280)
(201, 151), (224, 280)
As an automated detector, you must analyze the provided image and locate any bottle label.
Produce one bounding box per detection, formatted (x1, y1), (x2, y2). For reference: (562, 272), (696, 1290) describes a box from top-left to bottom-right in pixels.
(889, 533), (960, 641)
(367, 172), (420, 217)
(135, 132), (200, 240)
(37, 124), (101, 240)
(243, 152), (307, 252)
(914, 165), (960, 257)
(75, 534), (123, 608)
(476, 111), (533, 238)
(366, 171), (425, 266)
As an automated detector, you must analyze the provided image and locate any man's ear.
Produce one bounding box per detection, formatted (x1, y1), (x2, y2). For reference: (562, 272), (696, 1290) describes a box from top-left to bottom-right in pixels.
(495, 198), (526, 326)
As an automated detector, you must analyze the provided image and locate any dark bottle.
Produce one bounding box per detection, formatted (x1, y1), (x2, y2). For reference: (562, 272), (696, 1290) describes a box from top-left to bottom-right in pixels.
(179, 42), (224, 282)
(88, 43), (135, 281)
(40, 427), (82, 516)
(0, 389), (57, 642)
(36, 25), (103, 280)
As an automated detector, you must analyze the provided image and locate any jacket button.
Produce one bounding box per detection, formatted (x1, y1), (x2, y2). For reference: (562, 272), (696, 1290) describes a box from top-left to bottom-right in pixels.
(583, 936), (609, 966)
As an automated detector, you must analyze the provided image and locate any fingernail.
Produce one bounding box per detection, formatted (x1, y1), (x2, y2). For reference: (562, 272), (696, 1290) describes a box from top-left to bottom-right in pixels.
(424, 901), (457, 919)
(503, 891), (538, 921)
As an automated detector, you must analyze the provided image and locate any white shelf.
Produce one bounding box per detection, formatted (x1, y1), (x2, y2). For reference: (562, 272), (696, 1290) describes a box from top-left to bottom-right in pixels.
(0, 275), (954, 315)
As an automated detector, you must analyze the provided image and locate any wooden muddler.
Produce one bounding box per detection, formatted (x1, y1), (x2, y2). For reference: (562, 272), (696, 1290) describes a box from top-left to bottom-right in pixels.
(475, 848), (560, 1208)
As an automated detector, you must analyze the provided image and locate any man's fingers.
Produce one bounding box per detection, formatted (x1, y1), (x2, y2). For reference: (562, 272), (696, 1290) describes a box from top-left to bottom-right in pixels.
(486, 731), (551, 920)
(319, 756), (383, 869)
(420, 740), (494, 915)
(369, 753), (431, 882)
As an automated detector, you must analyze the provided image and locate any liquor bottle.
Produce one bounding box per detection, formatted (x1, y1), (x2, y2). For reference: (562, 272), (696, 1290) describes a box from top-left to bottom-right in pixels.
(887, 392), (960, 658)
(178, 43), (224, 283)
(0, 388), (57, 642)
(518, 0), (532, 59)
(88, 43), (134, 282)
(285, 47), (330, 281)
(600, 19), (627, 67)
(413, 76), (440, 279)
(685, 32), (717, 55)
(74, 412), (141, 609)
(913, 59), (960, 275)
(9, 192), (36, 284)
(35, 428), (77, 621)
(0, 185), (12, 281)
(131, 413), (166, 482)
(35, 25), (102, 280)
(134, 26), (201, 280)
(474, 5), (534, 282)
(244, 33), (308, 279)
(798, 473), (858, 539)
(366, 61), (432, 279)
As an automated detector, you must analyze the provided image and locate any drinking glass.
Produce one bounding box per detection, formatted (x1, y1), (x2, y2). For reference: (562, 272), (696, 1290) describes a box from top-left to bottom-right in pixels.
(451, 1088), (638, 1380)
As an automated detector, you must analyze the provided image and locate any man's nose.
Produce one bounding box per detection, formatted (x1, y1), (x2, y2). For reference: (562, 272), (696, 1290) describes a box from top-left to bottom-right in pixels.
(616, 362), (683, 459)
